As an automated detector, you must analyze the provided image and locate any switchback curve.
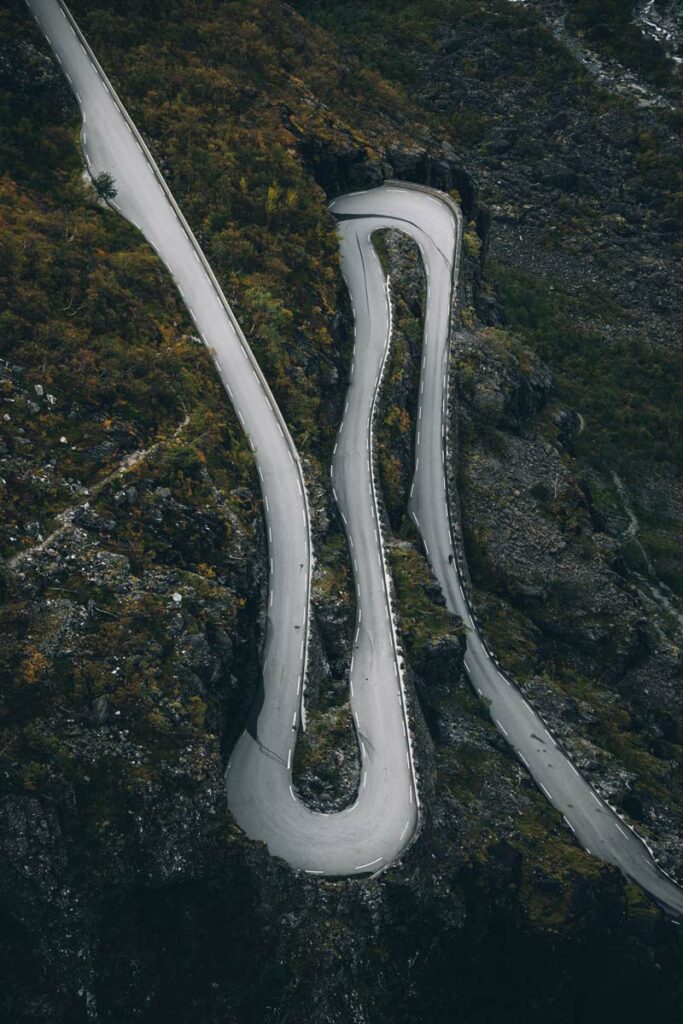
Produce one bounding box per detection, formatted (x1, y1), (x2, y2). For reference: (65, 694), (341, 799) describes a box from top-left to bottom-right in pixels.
(26, 0), (683, 913)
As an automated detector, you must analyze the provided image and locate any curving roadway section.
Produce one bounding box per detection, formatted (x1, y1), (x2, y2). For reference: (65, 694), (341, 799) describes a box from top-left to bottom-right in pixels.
(26, 0), (683, 911)
(339, 186), (683, 916)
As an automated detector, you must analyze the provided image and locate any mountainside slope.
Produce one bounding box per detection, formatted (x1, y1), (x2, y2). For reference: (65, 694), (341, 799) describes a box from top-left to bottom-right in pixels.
(297, 0), (683, 874)
(1, 1), (682, 1021)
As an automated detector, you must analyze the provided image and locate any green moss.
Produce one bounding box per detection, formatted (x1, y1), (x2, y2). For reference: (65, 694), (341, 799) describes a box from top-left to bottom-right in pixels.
(374, 230), (425, 530)
(463, 222), (482, 258)
(476, 594), (541, 678)
(638, 514), (683, 593)
(388, 543), (463, 660)
(313, 529), (354, 609)
(489, 261), (683, 477)
(292, 703), (356, 794)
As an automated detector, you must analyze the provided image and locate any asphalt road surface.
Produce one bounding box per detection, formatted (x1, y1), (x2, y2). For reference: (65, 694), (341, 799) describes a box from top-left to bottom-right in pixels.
(27, 0), (683, 910)
(26, 0), (417, 878)
(333, 185), (683, 916)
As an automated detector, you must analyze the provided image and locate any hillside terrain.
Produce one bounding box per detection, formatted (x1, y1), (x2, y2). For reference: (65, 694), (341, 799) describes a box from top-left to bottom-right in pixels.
(1, 0), (682, 1021)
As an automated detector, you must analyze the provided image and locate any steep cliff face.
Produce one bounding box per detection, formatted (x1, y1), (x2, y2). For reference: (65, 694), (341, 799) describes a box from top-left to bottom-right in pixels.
(2, 1), (683, 1022)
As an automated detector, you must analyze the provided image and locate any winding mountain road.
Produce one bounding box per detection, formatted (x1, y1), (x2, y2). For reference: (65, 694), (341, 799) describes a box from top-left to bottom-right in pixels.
(26, 0), (683, 912)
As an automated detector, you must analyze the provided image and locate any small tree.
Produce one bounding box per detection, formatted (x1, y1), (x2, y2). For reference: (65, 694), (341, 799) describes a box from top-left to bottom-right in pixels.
(92, 171), (117, 201)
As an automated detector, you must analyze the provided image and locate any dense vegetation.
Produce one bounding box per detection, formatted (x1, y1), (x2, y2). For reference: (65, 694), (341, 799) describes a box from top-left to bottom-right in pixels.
(67, 0), (427, 467)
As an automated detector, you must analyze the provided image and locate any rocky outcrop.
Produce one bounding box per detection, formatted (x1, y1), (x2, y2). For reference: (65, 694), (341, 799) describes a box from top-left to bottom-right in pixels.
(454, 323), (683, 879)
(296, 132), (480, 219)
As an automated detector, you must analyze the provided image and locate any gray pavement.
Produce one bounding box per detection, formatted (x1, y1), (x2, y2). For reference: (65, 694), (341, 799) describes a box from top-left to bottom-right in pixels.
(333, 185), (683, 916)
(26, 0), (683, 911)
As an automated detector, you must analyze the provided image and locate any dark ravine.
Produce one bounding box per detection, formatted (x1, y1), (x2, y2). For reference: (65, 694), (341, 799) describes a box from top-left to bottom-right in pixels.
(2, 0), (683, 1020)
